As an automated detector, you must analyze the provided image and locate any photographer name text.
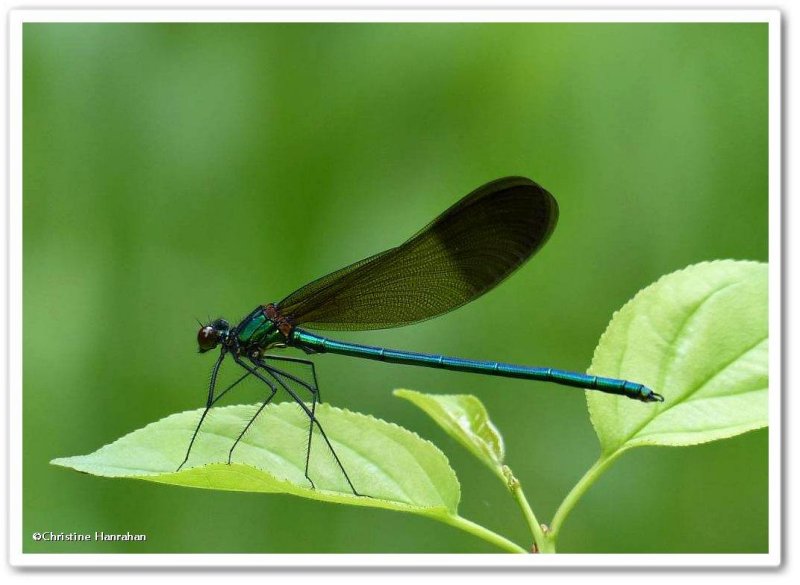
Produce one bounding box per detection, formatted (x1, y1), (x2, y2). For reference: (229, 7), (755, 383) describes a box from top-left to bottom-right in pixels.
(32, 531), (147, 542)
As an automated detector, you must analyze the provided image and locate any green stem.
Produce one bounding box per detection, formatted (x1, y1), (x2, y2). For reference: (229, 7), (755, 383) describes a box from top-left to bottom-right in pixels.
(441, 514), (527, 553)
(514, 484), (554, 553)
(548, 451), (622, 544)
(502, 467), (551, 553)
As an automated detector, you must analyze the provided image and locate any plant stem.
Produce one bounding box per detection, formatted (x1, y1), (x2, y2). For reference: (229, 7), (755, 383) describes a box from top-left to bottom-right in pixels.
(548, 451), (622, 544)
(502, 466), (552, 553)
(441, 514), (527, 553)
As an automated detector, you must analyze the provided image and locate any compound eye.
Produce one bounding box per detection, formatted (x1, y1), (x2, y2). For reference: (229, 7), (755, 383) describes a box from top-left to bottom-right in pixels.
(197, 325), (219, 352)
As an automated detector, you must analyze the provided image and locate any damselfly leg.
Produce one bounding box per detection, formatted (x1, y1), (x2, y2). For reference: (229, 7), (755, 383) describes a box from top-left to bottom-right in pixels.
(251, 355), (359, 496)
(178, 351), (251, 471)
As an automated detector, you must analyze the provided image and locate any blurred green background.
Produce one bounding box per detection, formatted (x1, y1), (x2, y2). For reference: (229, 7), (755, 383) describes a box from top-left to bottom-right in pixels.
(23, 23), (768, 554)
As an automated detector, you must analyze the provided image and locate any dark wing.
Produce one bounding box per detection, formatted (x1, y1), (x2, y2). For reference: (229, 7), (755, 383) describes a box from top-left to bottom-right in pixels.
(277, 176), (558, 330)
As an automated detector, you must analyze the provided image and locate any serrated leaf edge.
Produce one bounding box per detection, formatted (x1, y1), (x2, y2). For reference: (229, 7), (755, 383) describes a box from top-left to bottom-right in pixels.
(586, 259), (767, 453)
(51, 401), (461, 515)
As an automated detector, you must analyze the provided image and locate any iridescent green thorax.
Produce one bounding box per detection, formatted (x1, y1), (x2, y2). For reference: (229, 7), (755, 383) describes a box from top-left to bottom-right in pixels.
(236, 308), (285, 351)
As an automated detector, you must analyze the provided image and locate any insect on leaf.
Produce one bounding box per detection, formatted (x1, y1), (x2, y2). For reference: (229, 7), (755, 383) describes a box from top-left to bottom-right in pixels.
(52, 402), (461, 518)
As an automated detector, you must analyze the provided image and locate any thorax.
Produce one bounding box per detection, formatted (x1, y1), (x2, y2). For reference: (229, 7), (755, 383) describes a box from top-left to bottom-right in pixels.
(233, 306), (287, 354)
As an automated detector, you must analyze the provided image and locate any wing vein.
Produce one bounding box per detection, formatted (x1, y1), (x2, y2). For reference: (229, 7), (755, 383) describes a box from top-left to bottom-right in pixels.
(277, 177), (559, 331)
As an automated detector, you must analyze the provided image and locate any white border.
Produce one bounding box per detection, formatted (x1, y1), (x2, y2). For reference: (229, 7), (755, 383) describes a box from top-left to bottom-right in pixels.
(6, 8), (781, 569)
(10, 8), (782, 23)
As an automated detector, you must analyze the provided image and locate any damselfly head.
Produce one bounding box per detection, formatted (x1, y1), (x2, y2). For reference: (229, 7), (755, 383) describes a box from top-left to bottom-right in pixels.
(197, 318), (230, 353)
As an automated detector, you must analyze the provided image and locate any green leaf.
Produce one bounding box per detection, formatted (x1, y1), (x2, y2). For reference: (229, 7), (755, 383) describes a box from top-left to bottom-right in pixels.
(587, 260), (768, 455)
(52, 402), (460, 518)
(394, 389), (505, 476)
